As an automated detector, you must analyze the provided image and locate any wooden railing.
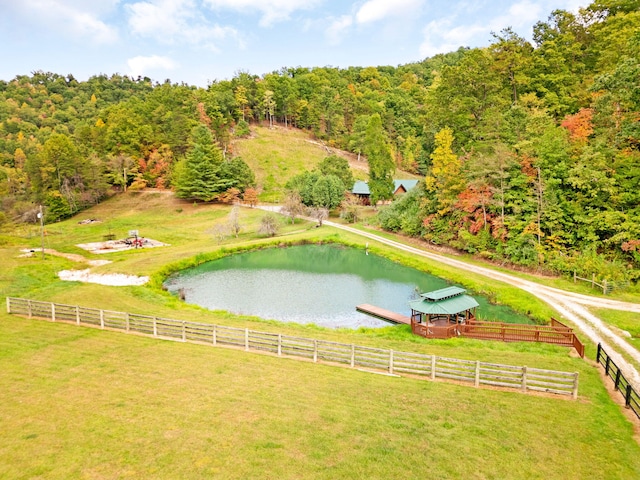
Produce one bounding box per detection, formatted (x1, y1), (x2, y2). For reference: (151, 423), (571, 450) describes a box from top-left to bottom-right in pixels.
(596, 344), (640, 419)
(5, 297), (579, 398)
(551, 318), (585, 358)
(412, 317), (584, 358)
(412, 322), (458, 339)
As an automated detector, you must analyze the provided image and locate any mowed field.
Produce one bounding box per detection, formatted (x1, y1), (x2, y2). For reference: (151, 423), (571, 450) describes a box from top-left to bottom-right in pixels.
(1, 191), (640, 478)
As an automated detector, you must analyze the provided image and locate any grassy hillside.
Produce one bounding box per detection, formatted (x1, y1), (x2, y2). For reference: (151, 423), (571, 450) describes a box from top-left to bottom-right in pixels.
(232, 125), (329, 202)
(231, 124), (420, 202)
(1, 191), (639, 478)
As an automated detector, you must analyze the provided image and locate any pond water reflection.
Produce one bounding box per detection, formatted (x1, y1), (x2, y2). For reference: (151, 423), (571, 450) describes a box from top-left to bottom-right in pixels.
(164, 244), (531, 329)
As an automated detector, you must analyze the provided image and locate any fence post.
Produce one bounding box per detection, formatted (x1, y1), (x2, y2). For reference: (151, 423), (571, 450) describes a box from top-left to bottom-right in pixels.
(614, 368), (621, 391)
(572, 373), (579, 400)
(605, 355), (611, 376)
(592, 273), (595, 288)
(313, 340), (318, 363)
(625, 384), (632, 408)
(6, 297), (10, 314)
(389, 349), (394, 374)
(245, 328), (249, 351)
(277, 334), (281, 356)
(212, 325), (217, 346)
(431, 355), (436, 380)
(350, 344), (355, 368)
(99, 310), (104, 329)
(596, 343), (601, 364)
(573, 271), (576, 283)
(182, 322), (187, 342)
(51, 303), (56, 322)
(28, 300), (32, 318)
(75, 306), (80, 325)
(521, 366), (528, 393)
(603, 279), (607, 295)
(153, 317), (157, 337)
(125, 312), (129, 332)
(475, 360), (480, 388)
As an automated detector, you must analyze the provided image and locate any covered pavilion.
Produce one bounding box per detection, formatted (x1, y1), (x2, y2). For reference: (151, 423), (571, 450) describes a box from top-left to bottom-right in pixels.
(409, 286), (479, 326)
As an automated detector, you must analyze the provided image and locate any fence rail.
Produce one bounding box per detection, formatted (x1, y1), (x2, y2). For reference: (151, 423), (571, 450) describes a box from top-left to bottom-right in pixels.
(572, 272), (629, 294)
(412, 317), (584, 357)
(6, 297), (578, 398)
(596, 344), (640, 419)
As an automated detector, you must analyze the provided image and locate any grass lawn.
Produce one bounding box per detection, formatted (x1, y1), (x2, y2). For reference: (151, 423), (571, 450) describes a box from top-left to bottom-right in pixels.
(594, 308), (640, 355)
(1, 191), (640, 478)
(1, 314), (639, 480)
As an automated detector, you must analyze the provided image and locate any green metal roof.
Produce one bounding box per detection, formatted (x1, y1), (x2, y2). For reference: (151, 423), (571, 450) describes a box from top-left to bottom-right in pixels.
(408, 294), (479, 316)
(352, 179), (419, 196)
(420, 286), (466, 301)
(352, 180), (370, 195)
(394, 179), (419, 192)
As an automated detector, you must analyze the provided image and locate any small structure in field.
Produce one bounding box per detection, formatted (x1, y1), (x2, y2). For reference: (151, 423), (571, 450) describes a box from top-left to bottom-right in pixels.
(406, 286), (584, 356)
(409, 286), (478, 326)
(351, 179), (419, 205)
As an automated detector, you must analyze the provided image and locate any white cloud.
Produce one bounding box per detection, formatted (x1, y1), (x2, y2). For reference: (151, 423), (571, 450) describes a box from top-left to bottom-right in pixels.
(5, 0), (118, 44)
(419, 0), (544, 58)
(495, 0), (543, 29)
(127, 55), (178, 78)
(126, 0), (239, 49)
(203, 0), (322, 27)
(325, 15), (353, 46)
(355, 0), (423, 25)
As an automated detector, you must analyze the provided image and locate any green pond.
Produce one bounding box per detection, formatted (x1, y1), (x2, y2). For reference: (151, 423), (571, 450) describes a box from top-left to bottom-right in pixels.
(165, 244), (531, 328)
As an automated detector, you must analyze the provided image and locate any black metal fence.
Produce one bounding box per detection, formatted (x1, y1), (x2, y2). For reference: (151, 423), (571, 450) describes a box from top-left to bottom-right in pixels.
(596, 343), (640, 419)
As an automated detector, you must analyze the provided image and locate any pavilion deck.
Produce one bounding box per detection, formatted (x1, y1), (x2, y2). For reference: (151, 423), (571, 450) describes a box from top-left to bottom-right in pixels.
(359, 303), (584, 357)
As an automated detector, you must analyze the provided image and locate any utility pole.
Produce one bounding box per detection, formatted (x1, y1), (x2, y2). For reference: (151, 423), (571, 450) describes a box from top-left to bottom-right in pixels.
(38, 205), (44, 260)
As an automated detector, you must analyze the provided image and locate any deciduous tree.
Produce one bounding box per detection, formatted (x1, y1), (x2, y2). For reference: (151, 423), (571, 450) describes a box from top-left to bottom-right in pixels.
(365, 113), (394, 204)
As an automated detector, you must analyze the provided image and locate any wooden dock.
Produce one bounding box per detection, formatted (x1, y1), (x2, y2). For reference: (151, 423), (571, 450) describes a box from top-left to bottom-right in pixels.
(356, 304), (411, 325)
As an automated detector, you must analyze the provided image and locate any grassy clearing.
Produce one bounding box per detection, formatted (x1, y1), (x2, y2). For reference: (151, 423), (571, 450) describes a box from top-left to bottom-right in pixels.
(233, 126), (328, 202)
(594, 308), (640, 354)
(1, 191), (640, 478)
(1, 314), (639, 480)
(232, 125), (423, 203)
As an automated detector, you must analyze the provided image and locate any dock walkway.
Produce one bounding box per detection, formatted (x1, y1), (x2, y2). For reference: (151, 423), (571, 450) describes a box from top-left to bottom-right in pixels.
(356, 304), (411, 325)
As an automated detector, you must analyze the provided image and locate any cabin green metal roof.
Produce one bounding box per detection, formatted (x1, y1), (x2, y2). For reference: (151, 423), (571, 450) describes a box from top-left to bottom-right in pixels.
(408, 294), (479, 316)
(352, 180), (370, 195)
(351, 179), (419, 196)
(394, 179), (419, 192)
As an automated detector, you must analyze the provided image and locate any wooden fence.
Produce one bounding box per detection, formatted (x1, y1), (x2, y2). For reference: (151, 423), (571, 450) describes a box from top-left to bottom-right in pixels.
(413, 317), (584, 357)
(551, 318), (585, 358)
(5, 297), (579, 398)
(573, 272), (629, 294)
(596, 344), (640, 419)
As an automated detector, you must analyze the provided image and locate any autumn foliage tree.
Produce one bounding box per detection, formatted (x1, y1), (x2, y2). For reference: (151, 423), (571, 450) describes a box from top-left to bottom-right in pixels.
(425, 127), (465, 215)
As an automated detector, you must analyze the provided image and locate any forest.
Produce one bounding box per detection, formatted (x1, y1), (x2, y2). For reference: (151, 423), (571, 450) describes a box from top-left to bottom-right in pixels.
(0, 0), (638, 281)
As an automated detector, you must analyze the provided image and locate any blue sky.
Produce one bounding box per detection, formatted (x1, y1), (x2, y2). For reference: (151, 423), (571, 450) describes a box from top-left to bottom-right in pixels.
(0, 0), (587, 87)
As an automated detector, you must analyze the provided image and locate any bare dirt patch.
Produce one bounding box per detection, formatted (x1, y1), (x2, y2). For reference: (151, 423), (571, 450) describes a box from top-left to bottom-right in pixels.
(57, 269), (149, 286)
(20, 248), (110, 266)
(19, 247), (150, 286)
(77, 237), (169, 254)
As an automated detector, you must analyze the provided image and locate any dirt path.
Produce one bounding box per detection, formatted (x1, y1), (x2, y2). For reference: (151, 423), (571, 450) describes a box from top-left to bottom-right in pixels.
(318, 220), (640, 388)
